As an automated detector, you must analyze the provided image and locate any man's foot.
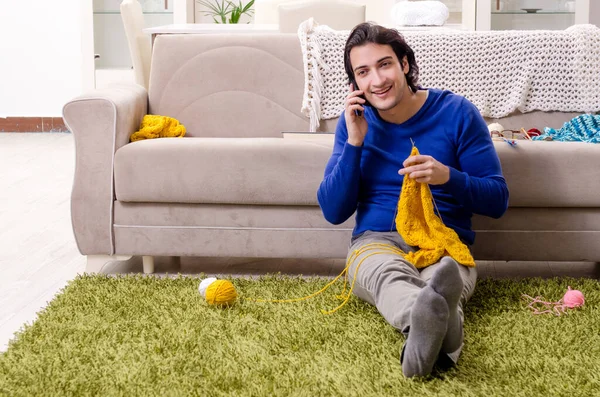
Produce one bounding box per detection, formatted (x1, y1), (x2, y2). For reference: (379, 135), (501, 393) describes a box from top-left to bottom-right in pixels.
(429, 257), (464, 353)
(401, 286), (448, 378)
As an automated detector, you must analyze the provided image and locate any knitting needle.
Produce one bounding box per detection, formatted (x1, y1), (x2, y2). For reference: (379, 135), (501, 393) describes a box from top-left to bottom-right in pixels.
(520, 128), (533, 140)
(391, 138), (415, 231)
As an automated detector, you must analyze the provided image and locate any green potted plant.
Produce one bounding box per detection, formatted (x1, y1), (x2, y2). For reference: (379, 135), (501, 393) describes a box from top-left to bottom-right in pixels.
(196, 0), (255, 24)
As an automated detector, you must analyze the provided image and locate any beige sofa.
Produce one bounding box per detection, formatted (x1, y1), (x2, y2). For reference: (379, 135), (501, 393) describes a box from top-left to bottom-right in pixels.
(62, 33), (600, 274)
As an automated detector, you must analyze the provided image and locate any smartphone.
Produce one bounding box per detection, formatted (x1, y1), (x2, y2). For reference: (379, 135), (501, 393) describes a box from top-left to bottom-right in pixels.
(349, 77), (370, 117)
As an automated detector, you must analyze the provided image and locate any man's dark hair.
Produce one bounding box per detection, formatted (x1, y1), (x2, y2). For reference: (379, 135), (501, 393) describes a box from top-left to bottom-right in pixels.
(344, 23), (419, 93)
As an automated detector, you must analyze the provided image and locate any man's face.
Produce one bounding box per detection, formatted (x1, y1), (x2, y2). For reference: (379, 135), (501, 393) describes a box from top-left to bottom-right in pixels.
(349, 43), (410, 113)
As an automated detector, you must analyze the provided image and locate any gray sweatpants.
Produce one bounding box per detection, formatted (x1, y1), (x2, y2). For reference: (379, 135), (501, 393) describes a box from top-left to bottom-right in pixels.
(347, 231), (477, 364)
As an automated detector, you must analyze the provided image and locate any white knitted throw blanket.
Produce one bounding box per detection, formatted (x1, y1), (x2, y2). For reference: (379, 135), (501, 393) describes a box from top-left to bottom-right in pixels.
(298, 20), (600, 132)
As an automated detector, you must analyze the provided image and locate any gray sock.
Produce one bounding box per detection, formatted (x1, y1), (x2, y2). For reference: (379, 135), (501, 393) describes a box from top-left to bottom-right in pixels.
(401, 286), (449, 378)
(429, 257), (464, 353)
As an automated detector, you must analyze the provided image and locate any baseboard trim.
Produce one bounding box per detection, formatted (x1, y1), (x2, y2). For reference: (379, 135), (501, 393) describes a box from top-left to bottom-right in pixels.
(0, 117), (68, 133)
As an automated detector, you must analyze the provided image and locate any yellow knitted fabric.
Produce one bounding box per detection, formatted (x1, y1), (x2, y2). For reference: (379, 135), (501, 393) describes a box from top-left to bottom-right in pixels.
(130, 115), (186, 142)
(395, 146), (475, 268)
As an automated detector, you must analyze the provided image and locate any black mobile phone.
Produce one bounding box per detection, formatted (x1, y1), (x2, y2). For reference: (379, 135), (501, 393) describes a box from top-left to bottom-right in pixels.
(350, 77), (369, 117)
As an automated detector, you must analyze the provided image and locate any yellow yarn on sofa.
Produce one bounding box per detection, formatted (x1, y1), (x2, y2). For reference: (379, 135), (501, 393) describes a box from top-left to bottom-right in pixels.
(130, 115), (186, 142)
(395, 146), (475, 268)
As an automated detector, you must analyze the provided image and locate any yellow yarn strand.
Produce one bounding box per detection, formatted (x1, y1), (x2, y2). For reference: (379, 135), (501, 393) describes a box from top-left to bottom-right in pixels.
(245, 243), (405, 315)
(323, 243), (406, 315)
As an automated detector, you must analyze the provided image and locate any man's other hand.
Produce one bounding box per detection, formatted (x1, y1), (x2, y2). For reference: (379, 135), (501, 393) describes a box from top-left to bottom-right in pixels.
(399, 154), (450, 185)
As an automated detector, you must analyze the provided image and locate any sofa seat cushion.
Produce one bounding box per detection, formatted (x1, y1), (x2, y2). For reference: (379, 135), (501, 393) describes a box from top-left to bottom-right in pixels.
(495, 141), (600, 207)
(114, 137), (600, 207)
(114, 137), (333, 205)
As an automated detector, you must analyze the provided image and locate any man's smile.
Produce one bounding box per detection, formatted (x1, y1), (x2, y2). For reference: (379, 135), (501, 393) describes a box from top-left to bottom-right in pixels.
(372, 86), (392, 97)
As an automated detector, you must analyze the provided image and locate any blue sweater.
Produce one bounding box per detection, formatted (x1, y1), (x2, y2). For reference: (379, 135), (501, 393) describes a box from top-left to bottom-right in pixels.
(317, 89), (509, 245)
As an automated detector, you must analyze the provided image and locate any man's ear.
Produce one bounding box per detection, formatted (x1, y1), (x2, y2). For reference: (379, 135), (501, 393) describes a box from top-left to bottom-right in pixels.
(402, 56), (409, 74)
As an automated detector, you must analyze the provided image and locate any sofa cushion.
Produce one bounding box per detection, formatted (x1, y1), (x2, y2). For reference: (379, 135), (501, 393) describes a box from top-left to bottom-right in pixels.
(114, 137), (332, 205)
(149, 34), (309, 138)
(494, 140), (600, 207)
(114, 137), (600, 208)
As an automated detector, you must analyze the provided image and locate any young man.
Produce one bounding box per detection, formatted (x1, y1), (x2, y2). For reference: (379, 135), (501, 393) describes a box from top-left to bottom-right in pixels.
(317, 23), (509, 377)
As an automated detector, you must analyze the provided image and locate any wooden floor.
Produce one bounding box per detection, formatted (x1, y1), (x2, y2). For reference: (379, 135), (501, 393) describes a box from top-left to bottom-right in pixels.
(1, 133), (599, 352)
(0, 133), (85, 352)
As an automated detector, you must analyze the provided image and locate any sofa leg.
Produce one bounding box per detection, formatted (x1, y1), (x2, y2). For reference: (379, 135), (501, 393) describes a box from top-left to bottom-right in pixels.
(143, 256), (155, 274)
(86, 255), (133, 274)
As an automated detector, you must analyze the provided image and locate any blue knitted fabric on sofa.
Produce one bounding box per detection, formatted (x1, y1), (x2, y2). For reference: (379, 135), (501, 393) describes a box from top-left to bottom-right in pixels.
(533, 114), (600, 143)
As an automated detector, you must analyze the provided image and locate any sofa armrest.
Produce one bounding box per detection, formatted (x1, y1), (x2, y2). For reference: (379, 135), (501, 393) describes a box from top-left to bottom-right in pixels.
(62, 83), (148, 255)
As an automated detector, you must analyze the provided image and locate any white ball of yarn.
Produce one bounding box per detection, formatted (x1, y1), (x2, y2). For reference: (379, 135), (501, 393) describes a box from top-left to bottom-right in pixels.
(198, 277), (218, 298)
(487, 122), (504, 133)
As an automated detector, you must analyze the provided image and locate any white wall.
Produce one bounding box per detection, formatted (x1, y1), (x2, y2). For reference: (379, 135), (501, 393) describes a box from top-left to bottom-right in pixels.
(364, 0), (397, 26)
(174, 0), (195, 23)
(0, 0), (88, 117)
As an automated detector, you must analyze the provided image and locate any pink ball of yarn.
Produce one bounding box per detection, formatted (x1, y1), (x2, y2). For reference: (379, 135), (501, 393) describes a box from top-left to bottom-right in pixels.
(563, 286), (585, 308)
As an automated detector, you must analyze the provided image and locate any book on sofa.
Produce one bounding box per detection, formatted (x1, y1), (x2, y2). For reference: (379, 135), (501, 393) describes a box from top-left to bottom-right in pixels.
(282, 131), (335, 142)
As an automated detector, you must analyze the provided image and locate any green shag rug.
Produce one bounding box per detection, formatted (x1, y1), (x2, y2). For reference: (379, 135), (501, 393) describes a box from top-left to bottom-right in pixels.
(1, 275), (599, 397)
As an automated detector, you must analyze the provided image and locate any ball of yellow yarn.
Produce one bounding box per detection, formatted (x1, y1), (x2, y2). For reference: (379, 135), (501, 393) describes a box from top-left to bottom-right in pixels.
(204, 279), (237, 306)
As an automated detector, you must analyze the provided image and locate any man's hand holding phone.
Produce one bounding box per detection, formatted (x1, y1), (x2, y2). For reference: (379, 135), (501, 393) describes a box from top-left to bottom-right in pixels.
(345, 83), (368, 147)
